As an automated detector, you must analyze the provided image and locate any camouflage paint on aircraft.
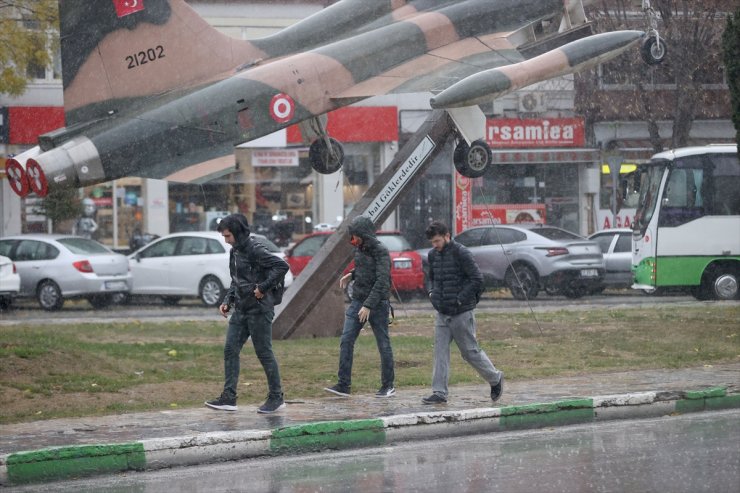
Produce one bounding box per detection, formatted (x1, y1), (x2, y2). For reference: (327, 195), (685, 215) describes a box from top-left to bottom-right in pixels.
(5, 0), (648, 198)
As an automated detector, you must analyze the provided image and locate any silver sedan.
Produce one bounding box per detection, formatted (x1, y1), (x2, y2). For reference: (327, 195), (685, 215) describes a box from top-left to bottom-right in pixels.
(454, 224), (605, 300)
(0, 235), (132, 310)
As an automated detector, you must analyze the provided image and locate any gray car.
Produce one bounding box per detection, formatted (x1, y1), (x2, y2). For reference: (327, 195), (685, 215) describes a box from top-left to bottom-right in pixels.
(588, 228), (633, 291)
(453, 224), (605, 300)
(0, 235), (132, 310)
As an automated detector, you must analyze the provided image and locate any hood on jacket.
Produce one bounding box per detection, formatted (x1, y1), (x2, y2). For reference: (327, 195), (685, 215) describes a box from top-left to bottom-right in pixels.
(348, 215), (377, 241)
(218, 213), (251, 246)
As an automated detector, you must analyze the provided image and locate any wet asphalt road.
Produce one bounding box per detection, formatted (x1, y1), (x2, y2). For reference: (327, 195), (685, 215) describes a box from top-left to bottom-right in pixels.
(0, 291), (711, 325)
(9, 409), (740, 493)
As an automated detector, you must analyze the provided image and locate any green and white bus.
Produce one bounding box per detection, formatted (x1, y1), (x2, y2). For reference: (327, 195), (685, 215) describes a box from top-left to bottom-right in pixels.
(631, 144), (739, 300)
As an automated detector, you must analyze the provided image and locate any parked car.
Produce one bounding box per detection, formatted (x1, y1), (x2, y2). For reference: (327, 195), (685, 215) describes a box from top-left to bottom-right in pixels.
(0, 235), (132, 310)
(284, 231), (425, 298)
(450, 224), (605, 300)
(313, 223), (337, 232)
(588, 228), (633, 291)
(0, 255), (21, 309)
(123, 231), (293, 307)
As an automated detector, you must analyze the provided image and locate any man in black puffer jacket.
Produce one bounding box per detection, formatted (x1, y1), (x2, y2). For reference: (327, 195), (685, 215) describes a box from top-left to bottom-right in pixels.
(422, 221), (503, 405)
(324, 215), (396, 398)
(205, 213), (289, 414)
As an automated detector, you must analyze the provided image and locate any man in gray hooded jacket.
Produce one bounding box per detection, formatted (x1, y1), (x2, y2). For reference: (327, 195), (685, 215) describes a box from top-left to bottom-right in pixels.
(325, 215), (396, 398)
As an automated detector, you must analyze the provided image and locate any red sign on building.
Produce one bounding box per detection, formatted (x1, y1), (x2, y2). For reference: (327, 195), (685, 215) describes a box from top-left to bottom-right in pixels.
(113, 0), (145, 18)
(486, 117), (585, 148)
(454, 172), (545, 234)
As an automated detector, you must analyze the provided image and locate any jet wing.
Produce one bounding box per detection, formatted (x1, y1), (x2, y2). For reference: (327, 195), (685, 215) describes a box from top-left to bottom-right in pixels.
(332, 30), (527, 102)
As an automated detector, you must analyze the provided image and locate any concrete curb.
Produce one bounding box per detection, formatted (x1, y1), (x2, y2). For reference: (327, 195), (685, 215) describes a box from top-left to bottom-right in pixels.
(2, 387), (738, 486)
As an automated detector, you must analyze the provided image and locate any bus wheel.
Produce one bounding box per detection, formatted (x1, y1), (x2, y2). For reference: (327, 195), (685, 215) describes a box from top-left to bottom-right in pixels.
(705, 267), (739, 300)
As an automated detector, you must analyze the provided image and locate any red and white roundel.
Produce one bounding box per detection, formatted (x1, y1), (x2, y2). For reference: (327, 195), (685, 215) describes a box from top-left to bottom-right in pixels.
(269, 93), (295, 123)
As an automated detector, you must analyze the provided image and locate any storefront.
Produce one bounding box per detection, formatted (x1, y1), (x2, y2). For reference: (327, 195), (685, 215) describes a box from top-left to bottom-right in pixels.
(454, 117), (598, 235)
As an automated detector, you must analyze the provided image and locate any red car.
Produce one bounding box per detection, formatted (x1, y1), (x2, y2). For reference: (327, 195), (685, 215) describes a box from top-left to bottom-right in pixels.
(284, 231), (425, 298)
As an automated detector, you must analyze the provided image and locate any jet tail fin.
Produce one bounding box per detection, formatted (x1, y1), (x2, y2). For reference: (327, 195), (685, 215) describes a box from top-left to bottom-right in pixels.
(60, 0), (265, 126)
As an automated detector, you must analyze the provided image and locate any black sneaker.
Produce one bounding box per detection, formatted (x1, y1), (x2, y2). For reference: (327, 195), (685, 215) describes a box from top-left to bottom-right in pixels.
(491, 373), (504, 403)
(205, 393), (237, 411)
(324, 384), (351, 397)
(421, 393), (447, 405)
(257, 394), (285, 414)
(375, 386), (396, 398)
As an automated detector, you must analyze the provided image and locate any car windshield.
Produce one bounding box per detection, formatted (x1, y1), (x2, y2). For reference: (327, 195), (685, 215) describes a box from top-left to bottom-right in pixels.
(378, 234), (412, 252)
(531, 227), (583, 241)
(57, 238), (112, 254)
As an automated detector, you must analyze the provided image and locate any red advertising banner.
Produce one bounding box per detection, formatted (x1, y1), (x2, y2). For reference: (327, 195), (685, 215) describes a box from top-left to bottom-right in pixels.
(113, 0), (145, 17)
(486, 118), (585, 148)
(454, 171), (545, 234)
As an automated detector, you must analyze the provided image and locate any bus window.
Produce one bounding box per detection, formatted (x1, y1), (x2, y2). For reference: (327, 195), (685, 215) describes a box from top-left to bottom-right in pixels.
(710, 154), (740, 215)
(658, 159), (705, 227)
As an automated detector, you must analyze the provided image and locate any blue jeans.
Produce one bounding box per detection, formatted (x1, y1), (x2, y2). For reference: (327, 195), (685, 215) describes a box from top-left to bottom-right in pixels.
(223, 307), (282, 399)
(338, 299), (394, 389)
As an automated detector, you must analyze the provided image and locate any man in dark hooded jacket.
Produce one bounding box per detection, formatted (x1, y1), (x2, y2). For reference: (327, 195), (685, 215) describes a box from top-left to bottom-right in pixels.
(205, 213), (289, 414)
(422, 221), (503, 405)
(325, 215), (396, 398)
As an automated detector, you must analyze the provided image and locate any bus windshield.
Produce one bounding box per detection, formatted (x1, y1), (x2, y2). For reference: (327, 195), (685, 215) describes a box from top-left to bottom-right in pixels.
(633, 161), (668, 234)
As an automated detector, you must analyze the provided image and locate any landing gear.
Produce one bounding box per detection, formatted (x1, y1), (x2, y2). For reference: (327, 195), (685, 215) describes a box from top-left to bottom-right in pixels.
(453, 139), (493, 178)
(640, 0), (666, 65)
(640, 34), (667, 65)
(309, 137), (344, 174)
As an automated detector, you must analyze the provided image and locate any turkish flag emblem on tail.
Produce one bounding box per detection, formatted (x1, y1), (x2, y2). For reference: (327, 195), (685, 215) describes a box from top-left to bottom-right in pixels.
(113, 0), (145, 17)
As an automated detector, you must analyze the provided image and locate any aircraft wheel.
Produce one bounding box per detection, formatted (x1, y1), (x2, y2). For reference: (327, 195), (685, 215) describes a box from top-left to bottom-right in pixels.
(309, 137), (344, 174)
(453, 139), (492, 178)
(640, 35), (667, 65)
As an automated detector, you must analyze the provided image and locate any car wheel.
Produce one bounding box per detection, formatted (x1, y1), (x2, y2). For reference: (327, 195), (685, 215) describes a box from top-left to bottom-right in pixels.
(642, 287), (665, 296)
(87, 294), (113, 309)
(506, 265), (539, 301)
(162, 296), (182, 306)
(112, 292), (131, 305)
(563, 286), (588, 299)
(200, 275), (224, 307)
(37, 280), (64, 311)
(544, 285), (561, 296)
(0, 296), (11, 310)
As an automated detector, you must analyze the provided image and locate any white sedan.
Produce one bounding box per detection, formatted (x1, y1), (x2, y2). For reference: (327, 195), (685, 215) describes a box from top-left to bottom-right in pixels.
(125, 231), (292, 307)
(0, 255), (21, 309)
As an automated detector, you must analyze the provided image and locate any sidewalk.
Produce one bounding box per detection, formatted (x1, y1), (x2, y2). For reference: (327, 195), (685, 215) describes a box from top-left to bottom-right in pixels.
(2, 363), (739, 486)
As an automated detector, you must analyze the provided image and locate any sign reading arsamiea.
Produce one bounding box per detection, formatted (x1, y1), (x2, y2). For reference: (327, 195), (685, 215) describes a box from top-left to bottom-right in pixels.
(364, 135), (435, 221)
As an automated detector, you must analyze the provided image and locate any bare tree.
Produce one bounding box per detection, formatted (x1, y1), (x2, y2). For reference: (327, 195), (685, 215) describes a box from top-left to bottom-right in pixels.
(577, 0), (732, 152)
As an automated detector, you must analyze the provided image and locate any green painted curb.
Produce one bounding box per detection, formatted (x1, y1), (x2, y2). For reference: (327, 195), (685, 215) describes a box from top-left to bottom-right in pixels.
(685, 387), (726, 400)
(6, 443), (145, 484)
(270, 419), (385, 453)
(705, 394), (740, 411)
(498, 399), (595, 430)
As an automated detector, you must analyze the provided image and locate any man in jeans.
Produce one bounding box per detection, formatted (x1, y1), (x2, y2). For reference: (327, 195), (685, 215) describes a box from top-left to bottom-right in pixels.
(205, 213), (289, 414)
(422, 221), (503, 405)
(325, 215), (396, 398)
